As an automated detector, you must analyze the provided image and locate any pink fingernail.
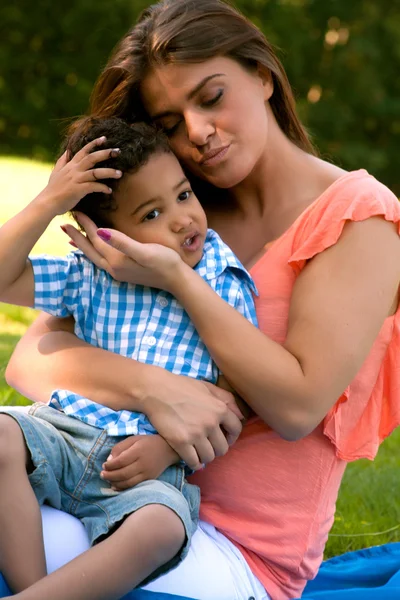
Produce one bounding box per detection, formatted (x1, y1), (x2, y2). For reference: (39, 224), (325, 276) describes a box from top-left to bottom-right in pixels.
(106, 454), (113, 462)
(68, 241), (78, 248)
(60, 225), (67, 234)
(97, 229), (111, 241)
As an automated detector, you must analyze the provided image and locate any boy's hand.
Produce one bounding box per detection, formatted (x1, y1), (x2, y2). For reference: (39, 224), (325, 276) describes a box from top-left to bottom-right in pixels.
(40, 137), (123, 216)
(100, 435), (180, 491)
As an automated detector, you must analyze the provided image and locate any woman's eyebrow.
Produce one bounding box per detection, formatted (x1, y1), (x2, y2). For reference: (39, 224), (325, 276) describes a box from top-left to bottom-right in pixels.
(152, 73), (225, 120)
(187, 73), (225, 100)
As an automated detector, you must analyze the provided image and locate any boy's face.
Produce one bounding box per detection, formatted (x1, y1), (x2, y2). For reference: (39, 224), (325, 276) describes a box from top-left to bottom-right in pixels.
(110, 152), (208, 268)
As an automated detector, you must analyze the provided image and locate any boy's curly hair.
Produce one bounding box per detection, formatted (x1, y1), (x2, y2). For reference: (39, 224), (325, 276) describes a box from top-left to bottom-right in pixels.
(64, 116), (171, 228)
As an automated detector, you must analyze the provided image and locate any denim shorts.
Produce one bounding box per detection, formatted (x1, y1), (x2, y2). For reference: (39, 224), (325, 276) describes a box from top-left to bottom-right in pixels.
(0, 403), (200, 579)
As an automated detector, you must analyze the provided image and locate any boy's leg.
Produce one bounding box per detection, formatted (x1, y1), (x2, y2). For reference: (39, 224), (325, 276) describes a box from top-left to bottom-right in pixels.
(0, 415), (46, 591)
(7, 503), (185, 600)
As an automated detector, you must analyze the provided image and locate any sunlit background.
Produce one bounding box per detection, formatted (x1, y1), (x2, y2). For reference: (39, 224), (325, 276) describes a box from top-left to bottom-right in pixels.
(2, 0), (399, 193)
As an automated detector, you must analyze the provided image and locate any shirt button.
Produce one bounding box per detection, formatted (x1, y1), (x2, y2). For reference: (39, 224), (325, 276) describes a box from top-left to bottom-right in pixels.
(156, 296), (168, 308)
(147, 336), (157, 347)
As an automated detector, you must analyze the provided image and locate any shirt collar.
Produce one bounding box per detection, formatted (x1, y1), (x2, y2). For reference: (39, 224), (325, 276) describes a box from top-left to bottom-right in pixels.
(194, 229), (257, 295)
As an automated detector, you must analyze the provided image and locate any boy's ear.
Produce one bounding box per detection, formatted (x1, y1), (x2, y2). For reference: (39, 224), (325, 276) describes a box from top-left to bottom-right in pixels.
(257, 65), (274, 101)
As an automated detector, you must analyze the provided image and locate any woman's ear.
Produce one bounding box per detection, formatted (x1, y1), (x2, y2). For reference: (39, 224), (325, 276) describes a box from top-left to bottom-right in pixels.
(257, 65), (274, 101)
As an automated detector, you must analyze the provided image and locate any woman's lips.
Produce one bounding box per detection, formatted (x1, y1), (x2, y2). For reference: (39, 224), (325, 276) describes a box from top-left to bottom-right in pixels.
(200, 145), (230, 167)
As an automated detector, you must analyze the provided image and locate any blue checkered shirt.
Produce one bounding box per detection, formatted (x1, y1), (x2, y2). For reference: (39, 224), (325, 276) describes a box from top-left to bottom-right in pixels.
(30, 229), (257, 436)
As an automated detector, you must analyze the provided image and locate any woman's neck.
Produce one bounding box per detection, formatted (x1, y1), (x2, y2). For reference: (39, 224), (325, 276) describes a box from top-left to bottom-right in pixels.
(207, 118), (347, 264)
(231, 121), (342, 220)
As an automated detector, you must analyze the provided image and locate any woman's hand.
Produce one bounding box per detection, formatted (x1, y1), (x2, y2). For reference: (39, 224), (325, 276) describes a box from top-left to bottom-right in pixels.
(100, 435), (180, 491)
(138, 368), (244, 471)
(61, 213), (185, 292)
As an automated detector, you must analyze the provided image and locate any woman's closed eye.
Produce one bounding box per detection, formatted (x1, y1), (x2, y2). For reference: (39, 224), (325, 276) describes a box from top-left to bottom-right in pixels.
(201, 88), (223, 107)
(160, 90), (223, 137)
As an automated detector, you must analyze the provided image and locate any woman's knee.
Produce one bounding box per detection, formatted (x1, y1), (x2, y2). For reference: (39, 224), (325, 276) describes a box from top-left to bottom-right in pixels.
(0, 415), (28, 468)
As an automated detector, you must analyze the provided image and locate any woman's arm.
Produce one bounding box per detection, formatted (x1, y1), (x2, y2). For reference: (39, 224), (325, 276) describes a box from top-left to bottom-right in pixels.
(7, 312), (242, 470)
(172, 218), (400, 439)
(6, 311), (151, 407)
(97, 217), (400, 441)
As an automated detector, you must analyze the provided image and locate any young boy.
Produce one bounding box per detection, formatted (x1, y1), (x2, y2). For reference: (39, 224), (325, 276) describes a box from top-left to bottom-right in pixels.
(0, 117), (257, 599)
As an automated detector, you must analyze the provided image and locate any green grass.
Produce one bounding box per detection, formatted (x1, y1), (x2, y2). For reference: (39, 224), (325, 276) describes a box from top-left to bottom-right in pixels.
(1, 156), (400, 558)
(326, 428), (400, 557)
(0, 305), (35, 406)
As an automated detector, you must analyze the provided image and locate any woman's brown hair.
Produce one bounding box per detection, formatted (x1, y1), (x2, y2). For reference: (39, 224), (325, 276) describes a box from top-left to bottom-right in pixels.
(86, 0), (314, 155)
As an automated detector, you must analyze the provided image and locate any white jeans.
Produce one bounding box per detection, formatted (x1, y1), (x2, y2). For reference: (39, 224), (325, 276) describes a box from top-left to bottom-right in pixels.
(40, 506), (270, 600)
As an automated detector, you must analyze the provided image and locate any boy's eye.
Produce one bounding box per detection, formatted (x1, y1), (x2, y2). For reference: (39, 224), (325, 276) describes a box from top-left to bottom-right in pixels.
(202, 89), (223, 107)
(162, 120), (181, 137)
(143, 209), (160, 221)
(178, 190), (192, 202)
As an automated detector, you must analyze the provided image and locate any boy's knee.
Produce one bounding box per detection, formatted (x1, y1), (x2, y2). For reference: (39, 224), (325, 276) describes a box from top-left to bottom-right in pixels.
(0, 415), (28, 467)
(144, 505), (186, 552)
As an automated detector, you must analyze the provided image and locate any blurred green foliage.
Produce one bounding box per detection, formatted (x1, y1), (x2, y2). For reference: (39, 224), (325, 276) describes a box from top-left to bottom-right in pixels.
(0, 0), (148, 159)
(1, 0), (400, 193)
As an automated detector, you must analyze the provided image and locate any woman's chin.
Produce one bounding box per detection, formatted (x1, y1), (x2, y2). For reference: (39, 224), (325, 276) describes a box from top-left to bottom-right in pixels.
(196, 163), (249, 189)
(189, 153), (253, 189)
(206, 170), (249, 189)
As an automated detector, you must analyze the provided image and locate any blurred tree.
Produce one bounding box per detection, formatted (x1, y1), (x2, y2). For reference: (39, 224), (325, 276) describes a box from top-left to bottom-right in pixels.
(1, 0), (399, 193)
(0, 0), (148, 160)
(239, 0), (400, 193)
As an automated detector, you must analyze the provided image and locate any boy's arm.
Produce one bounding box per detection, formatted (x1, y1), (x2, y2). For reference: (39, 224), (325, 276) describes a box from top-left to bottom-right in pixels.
(0, 138), (122, 306)
(0, 197), (56, 306)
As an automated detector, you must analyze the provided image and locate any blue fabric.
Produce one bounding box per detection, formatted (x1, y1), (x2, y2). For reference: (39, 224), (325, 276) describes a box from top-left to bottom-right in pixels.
(300, 543), (400, 599)
(0, 578), (194, 599)
(2, 543), (400, 598)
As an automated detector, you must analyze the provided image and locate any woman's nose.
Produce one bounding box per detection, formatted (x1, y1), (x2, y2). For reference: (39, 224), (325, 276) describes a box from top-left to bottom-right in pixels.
(184, 110), (214, 147)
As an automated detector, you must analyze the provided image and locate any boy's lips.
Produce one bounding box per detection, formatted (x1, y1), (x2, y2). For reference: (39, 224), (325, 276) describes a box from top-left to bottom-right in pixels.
(181, 232), (202, 252)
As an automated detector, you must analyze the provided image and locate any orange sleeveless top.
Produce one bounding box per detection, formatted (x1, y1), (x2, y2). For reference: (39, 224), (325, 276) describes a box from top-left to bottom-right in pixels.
(190, 170), (400, 600)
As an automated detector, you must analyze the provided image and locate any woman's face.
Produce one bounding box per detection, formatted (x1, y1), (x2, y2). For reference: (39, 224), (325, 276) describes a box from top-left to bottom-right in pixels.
(140, 56), (273, 189)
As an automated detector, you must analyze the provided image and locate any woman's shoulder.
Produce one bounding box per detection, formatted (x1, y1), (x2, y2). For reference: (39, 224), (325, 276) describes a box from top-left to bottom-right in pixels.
(273, 169), (399, 253)
(286, 170), (400, 275)
(308, 169), (399, 220)
(298, 168), (400, 238)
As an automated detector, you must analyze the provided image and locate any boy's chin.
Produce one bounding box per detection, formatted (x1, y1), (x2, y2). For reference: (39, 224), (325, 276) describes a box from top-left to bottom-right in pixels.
(181, 249), (203, 269)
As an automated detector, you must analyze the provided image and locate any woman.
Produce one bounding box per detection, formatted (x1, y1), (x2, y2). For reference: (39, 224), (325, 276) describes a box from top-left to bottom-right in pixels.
(5, 1), (400, 599)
